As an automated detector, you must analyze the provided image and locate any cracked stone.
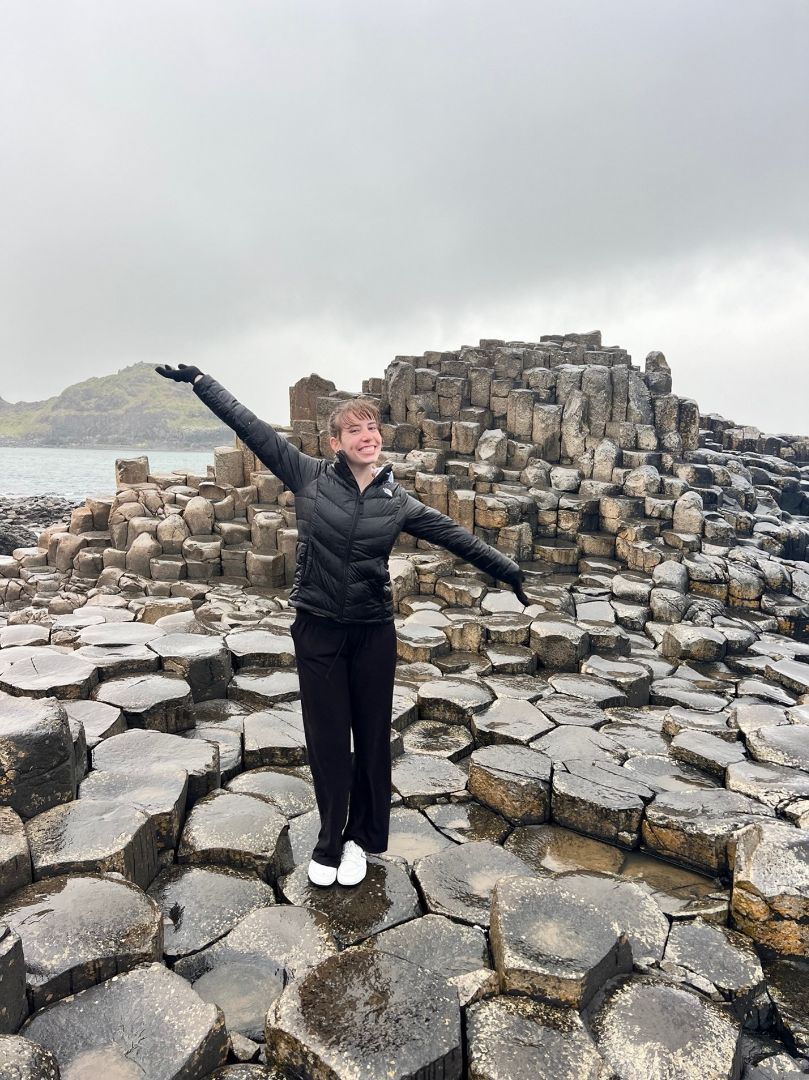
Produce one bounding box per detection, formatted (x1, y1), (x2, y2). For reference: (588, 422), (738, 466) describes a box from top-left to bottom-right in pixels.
(467, 744), (551, 824)
(413, 840), (531, 927)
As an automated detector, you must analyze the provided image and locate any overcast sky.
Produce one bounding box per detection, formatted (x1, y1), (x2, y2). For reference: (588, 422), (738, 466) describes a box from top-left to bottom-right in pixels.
(2, 1), (808, 432)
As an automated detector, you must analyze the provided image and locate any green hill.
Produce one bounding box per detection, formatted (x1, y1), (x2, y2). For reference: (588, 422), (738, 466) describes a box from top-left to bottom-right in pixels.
(0, 364), (234, 449)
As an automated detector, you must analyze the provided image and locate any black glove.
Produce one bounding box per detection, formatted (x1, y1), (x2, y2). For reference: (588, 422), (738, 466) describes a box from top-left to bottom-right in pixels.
(504, 566), (532, 607)
(155, 363), (202, 384)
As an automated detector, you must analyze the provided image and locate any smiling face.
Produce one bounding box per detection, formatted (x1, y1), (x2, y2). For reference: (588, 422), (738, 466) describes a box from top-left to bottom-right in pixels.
(329, 408), (383, 468)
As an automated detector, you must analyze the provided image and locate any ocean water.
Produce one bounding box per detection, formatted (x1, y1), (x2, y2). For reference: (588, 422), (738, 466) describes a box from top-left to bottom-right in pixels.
(0, 446), (216, 499)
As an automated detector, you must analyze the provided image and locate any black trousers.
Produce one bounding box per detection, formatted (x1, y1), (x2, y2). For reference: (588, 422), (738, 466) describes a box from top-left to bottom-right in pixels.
(290, 609), (398, 868)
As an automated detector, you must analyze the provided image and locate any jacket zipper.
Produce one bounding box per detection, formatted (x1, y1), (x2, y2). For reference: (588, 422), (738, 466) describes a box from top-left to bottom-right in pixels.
(335, 458), (394, 620)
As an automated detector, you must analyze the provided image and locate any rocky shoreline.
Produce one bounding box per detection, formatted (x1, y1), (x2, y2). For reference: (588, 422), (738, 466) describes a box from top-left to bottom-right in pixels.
(1, 332), (808, 1078)
(0, 496), (81, 557)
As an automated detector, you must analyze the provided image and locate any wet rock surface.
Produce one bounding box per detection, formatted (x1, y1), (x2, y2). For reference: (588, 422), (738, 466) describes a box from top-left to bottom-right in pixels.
(22, 962), (228, 1078)
(266, 948), (462, 1080)
(0, 874), (162, 1010)
(0, 1034), (61, 1078)
(3, 332), (809, 1073)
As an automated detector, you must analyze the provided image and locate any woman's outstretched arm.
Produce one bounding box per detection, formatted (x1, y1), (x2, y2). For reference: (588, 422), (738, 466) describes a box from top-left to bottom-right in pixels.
(156, 364), (322, 493)
(401, 492), (530, 604)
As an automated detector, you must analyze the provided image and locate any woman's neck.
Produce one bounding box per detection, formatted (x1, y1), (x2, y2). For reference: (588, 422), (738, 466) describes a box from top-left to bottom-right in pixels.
(349, 461), (375, 492)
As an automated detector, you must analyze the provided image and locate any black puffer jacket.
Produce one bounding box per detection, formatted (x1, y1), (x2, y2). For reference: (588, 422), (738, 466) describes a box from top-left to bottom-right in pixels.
(194, 376), (521, 623)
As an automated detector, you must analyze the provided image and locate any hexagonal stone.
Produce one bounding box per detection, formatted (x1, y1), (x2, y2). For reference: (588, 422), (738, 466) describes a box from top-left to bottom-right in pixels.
(531, 724), (624, 765)
(78, 766), (188, 850)
(396, 623), (451, 663)
(550, 870), (669, 965)
(148, 633), (232, 701)
(423, 801), (509, 845)
(650, 678), (728, 712)
(591, 976), (742, 1080)
(93, 673), (193, 733)
(0, 924), (27, 1034)
(550, 757), (655, 848)
(74, 643), (160, 680)
(77, 622), (166, 647)
(732, 823), (809, 956)
(0, 695), (74, 819)
(266, 948), (462, 1080)
(228, 670), (300, 708)
(368, 911), (495, 1005)
(0, 875), (162, 1010)
(0, 651), (98, 700)
(466, 996), (610, 1080)
(0, 807), (32, 901)
(227, 767), (315, 818)
(383, 806), (455, 865)
(22, 962), (228, 1078)
(472, 698), (555, 746)
(278, 858), (421, 947)
(622, 753), (719, 794)
(547, 673), (628, 709)
(62, 699), (125, 750)
(662, 705), (735, 740)
(0, 1035), (60, 1078)
(184, 722), (243, 784)
(413, 840), (531, 927)
(416, 678), (495, 726)
(147, 864), (275, 962)
(25, 800), (158, 890)
(178, 790), (292, 883)
(726, 759), (809, 812)
(391, 752), (467, 807)
(92, 728), (220, 805)
(662, 624), (727, 662)
(763, 657), (809, 696)
(0, 626), (49, 648)
(225, 629), (295, 670)
(400, 718), (474, 760)
(670, 730), (746, 777)
(174, 905), (336, 1041)
(642, 789), (774, 875)
(504, 823), (624, 876)
(746, 721), (809, 772)
(243, 705), (308, 768)
(764, 958), (809, 1056)
(535, 694), (607, 728)
(530, 615), (589, 671)
(481, 673), (549, 701)
(581, 655), (651, 707)
(175, 904), (337, 986)
(490, 874), (632, 1008)
(468, 745), (551, 824)
(663, 918), (764, 1017)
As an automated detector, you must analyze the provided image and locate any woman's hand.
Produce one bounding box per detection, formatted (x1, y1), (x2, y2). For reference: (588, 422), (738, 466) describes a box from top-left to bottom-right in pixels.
(504, 565), (531, 607)
(155, 363), (202, 384)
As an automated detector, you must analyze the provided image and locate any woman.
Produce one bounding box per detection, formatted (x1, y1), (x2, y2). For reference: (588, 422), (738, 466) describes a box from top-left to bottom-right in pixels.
(156, 363), (529, 888)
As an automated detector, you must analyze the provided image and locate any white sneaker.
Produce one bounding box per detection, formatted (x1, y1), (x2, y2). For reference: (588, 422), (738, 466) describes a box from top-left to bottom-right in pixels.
(308, 859), (337, 886)
(337, 840), (367, 886)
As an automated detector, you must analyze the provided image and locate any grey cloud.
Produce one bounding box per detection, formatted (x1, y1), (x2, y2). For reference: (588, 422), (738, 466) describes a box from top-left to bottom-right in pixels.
(1, 0), (807, 432)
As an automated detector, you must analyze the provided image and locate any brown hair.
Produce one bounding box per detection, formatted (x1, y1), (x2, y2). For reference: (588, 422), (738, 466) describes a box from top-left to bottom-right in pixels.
(328, 398), (382, 440)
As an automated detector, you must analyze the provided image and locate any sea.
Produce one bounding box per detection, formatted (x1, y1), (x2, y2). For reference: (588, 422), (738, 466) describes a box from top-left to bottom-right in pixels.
(0, 446), (216, 499)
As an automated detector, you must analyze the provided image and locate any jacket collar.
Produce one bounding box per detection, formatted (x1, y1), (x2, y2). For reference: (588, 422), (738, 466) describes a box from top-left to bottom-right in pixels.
(333, 451), (393, 489)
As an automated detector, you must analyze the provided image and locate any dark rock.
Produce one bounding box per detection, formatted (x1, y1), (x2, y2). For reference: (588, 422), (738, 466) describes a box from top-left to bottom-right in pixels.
(266, 948), (462, 1080)
(93, 673), (193, 733)
(400, 718), (474, 760)
(78, 767), (188, 850)
(149, 633), (232, 700)
(0, 875), (161, 1010)
(228, 670), (300, 709)
(0, 1034), (60, 1078)
(591, 976), (742, 1080)
(732, 823), (809, 956)
(505, 822), (624, 876)
(147, 864), (276, 962)
(413, 840), (531, 927)
(0, 924), (27, 1034)
(227, 767), (316, 818)
(22, 962), (228, 1078)
(383, 806), (455, 865)
(765, 957), (809, 1056)
(416, 678), (495, 726)
(391, 752), (467, 806)
(468, 744), (551, 824)
(278, 858), (421, 947)
(466, 995), (610, 1080)
(551, 757), (654, 847)
(471, 697), (555, 746)
(490, 873), (632, 1008)
(25, 800), (158, 890)
(92, 728), (220, 805)
(243, 705), (308, 768)
(0, 694), (74, 819)
(177, 790), (292, 884)
(62, 700), (125, 750)
(0, 807), (32, 900)
(0, 651), (98, 701)
(225, 629), (295, 669)
(663, 918), (764, 1018)
(423, 800), (510, 845)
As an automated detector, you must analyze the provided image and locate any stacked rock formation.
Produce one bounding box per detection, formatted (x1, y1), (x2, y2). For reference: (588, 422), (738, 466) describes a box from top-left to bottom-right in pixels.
(1, 331), (808, 1078)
